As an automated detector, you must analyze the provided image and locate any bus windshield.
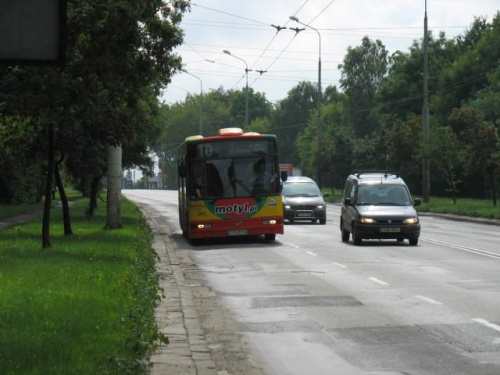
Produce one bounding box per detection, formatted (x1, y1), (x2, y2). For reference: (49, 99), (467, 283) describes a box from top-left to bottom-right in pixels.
(190, 155), (279, 199)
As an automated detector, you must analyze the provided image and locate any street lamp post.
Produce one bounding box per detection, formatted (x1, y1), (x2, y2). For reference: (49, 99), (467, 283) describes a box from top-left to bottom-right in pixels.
(183, 69), (203, 135)
(289, 16), (322, 187)
(223, 49), (251, 128)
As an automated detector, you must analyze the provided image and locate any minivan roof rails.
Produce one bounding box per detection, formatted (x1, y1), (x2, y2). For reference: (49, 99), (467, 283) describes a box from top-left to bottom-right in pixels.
(353, 170), (399, 178)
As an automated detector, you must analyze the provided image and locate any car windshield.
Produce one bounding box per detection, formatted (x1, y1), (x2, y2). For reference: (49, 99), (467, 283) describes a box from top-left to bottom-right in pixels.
(283, 182), (321, 197)
(356, 184), (412, 206)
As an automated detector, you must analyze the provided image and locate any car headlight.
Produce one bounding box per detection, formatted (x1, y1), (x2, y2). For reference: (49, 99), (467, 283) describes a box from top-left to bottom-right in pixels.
(403, 217), (419, 224)
(360, 218), (375, 224)
(316, 205), (324, 210)
(284, 205), (291, 210)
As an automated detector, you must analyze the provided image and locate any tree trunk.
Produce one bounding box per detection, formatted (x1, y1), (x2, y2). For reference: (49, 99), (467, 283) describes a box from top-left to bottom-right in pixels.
(105, 144), (123, 229)
(42, 123), (55, 248)
(54, 160), (73, 235)
(86, 175), (103, 219)
(489, 169), (497, 207)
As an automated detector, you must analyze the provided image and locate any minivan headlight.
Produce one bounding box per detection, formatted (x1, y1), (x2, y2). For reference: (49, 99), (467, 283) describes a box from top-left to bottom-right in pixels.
(360, 218), (375, 224)
(316, 205), (324, 210)
(403, 217), (419, 224)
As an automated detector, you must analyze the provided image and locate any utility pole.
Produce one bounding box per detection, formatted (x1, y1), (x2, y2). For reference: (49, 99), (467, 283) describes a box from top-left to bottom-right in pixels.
(290, 16), (322, 187)
(183, 69), (203, 135)
(422, 0), (430, 202)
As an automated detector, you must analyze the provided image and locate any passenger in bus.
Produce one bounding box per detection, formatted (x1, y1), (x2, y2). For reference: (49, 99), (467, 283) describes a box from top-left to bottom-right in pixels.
(191, 163), (205, 198)
(251, 157), (276, 194)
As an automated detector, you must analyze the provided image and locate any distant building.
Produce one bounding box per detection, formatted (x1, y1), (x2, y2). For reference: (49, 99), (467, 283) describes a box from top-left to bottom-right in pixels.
(123, 170), (133, 189)
(146, 172), (163, 189)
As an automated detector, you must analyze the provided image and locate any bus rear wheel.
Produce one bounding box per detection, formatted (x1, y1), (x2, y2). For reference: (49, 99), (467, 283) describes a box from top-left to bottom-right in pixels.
(265, 234), (276, 241)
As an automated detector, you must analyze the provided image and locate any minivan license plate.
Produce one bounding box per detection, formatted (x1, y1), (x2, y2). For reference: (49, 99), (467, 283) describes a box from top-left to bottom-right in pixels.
(380, 227), (400, 233)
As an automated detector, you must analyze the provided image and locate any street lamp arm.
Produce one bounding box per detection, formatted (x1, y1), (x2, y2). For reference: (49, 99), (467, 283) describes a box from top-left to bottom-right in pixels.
(223, 49), (249, 71)
(289, 16), (321, 57)
(222, 49), (251, 128)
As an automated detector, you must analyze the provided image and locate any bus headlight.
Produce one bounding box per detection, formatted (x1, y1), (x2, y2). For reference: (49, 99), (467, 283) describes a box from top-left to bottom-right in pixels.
(197, 223), (212, 229)
(263, 220), (277, 225)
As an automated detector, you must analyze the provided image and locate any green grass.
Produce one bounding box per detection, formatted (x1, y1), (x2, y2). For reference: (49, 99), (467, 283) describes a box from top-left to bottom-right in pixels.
(322, 188), (343, 204)
(416, 196), (500, 220)
(0, 196), (165, 374)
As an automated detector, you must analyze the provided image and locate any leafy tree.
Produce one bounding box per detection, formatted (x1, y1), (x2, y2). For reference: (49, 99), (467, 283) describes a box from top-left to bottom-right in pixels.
(339, 36), (389, 137)
(419, 126), (464, 203)
(434, 14), (500, 123)
(271, 81), (319, 168)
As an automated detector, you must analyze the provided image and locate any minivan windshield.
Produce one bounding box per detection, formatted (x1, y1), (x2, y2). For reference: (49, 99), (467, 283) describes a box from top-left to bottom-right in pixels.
(356, 184), (412, 206)
(283, 182), (321, 197)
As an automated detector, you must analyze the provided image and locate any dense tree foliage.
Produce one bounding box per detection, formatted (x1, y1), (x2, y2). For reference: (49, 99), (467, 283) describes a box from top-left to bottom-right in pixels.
(158, 13), (500, 205)
(3, 8), (499, 210)
(1, 0), (189, 245)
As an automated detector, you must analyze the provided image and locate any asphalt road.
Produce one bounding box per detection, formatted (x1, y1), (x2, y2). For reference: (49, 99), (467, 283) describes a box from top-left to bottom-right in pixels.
(124, 189), (500, 375)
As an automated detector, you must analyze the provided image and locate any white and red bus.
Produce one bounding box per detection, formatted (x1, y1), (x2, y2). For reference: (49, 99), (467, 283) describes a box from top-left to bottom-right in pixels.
(177, 128), (285, 241)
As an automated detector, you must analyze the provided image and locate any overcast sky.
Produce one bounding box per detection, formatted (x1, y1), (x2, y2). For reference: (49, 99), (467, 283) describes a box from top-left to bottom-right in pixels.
(160, 0), (499, 106)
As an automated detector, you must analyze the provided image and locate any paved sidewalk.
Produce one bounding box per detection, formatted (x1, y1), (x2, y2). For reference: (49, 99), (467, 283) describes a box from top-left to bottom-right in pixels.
(0, 212), (42, 230)
(139, 209), (226, 375)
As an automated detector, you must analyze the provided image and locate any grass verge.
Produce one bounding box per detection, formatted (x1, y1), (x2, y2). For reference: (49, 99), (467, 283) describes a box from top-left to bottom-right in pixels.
(416, 196), (500, 220)
(0, 195), (166, 374)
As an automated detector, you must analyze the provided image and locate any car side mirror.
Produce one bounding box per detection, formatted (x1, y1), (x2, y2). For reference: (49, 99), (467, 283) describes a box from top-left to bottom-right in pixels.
(344, 197), (352, 206)
(413, 198), (421, 207)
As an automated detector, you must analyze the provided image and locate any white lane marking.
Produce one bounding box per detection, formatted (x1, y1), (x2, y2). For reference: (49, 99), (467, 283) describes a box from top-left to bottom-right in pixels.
(333, 262), (347, 268)
(416, 295), (442, 305)
(369, 277), (389, 286)
(422, 238), (500, 260)
(306, 251), (317, 257)
(473, 318), (500, 333)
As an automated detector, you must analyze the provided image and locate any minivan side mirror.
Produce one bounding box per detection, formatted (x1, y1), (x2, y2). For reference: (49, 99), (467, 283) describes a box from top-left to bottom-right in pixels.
(323, 192), (330, 198)
(413, 198), (421, 207)
(344, 197), (352, 206)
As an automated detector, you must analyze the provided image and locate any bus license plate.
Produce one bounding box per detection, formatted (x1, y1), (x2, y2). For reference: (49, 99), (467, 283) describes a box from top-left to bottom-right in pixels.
(228, 229), (248, 236)
(380, 227), (400, 233)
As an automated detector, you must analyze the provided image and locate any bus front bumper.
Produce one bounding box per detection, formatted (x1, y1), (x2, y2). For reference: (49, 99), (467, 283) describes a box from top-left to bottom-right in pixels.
(189, 217), (284, 239)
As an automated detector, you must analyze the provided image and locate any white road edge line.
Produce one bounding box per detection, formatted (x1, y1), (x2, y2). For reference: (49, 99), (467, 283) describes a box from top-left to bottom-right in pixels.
(369, 277), (389, 286)
(333, 262), (347, 268)
(422, 238), (500, 260)
(416, 295), (442, 305)
(306, 251), (317, 257)
(473, 318), (500, 333)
